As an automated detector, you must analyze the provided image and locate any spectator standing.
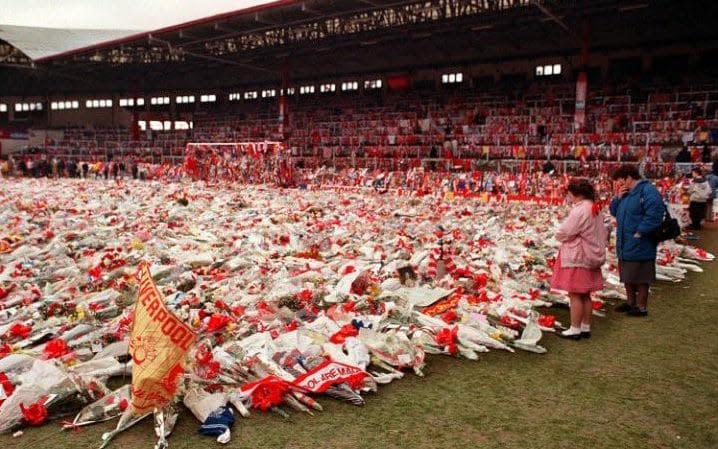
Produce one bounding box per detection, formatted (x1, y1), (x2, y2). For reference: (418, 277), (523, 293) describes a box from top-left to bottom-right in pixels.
(701, 144), (712, 163)
(686, 168), (712, 230)
(551, 178), (609, 339)
(676, 145), (692, 175)
(610, 165), (664, 317)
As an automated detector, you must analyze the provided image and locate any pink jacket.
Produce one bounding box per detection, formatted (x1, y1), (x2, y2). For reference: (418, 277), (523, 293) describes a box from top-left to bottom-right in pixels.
(556, 200), (609, 269)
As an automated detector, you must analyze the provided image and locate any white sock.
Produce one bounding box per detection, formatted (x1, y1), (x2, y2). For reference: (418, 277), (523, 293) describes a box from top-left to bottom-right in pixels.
(580, 323), (591, 332)
(562, 326), (581, 336)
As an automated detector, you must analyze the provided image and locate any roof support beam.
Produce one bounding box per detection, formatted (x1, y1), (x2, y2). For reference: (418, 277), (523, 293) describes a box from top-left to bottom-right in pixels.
(530, 0), (580, 42)
(149, 35), (275, 74)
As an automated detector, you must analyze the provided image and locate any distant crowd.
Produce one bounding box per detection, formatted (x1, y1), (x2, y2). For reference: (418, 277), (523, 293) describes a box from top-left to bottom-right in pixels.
(0, 155), (149, 180)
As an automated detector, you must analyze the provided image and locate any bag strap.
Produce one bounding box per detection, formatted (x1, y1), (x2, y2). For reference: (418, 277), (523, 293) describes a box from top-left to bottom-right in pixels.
(640, 181), (672, 219)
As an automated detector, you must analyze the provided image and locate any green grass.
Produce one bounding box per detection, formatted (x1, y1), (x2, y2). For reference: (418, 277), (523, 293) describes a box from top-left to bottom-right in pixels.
(3, 231), (717, 449)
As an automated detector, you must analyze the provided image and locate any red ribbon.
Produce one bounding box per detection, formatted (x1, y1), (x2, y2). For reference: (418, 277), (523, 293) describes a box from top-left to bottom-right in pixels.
(59, 420), (83, 433)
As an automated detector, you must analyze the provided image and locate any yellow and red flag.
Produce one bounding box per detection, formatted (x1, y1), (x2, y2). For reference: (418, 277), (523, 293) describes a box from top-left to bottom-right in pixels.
(129, 262), (195, 414)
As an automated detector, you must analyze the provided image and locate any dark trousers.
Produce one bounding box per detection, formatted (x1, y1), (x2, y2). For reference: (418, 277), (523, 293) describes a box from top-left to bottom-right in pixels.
(688, 201), (707, 229)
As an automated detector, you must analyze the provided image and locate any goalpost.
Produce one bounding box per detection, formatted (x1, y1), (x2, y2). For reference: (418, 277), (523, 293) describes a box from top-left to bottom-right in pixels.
(183, 141), (294, 185)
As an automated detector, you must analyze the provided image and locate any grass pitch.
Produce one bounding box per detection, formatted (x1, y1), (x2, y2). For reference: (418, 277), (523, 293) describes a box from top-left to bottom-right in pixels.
(2, 231), (717, 449)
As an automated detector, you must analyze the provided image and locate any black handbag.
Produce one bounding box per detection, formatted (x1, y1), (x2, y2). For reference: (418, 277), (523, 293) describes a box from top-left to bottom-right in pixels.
(653, 203), (681, 242)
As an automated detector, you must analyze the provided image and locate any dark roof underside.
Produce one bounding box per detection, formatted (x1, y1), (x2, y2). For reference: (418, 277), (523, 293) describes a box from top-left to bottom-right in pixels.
(2, 0), (717, 95)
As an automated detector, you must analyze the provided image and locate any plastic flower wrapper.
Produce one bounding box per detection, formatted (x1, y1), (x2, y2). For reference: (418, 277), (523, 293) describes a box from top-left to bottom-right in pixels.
(511, 311), (547, 354)
(184, 386), (227, 424)
(358, 327), (426, 376)
(0, 383), (47, 432)
(69, 357), (129, 382)
(0, 357), (89, 432)
(1, 179), (717, 438)
(153, 403), (179, 449)
(63, 384), (131, 429)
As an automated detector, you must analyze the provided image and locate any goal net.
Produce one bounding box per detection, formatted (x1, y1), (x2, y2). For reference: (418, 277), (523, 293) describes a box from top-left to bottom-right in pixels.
(183, 141), (294, 185)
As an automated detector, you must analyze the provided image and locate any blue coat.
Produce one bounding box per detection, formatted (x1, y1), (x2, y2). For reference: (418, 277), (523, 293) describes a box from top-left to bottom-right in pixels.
(609, 179), (664, 261)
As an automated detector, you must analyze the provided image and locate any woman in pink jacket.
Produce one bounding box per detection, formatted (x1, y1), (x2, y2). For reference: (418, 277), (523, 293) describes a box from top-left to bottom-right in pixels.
(551, 178), (609, 339)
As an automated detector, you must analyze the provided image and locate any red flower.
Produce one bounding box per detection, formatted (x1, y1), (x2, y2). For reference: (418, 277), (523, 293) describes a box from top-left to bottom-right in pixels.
(0, 343), (12, 359)
(20, 402), (48, 426)
(205, 361), (221, 379)
(538, 315), (556, 328)
(341, 301), (357, 313)
(88, 265), (103, 280)
(88, 303), (103, 312)
(206, 314), (232, 333)
(499, 315), (521, 330)
(473, 273), (489, 288)
(195, 348), (213, 365)
(0, 284), (15, 300)
(0, 372), (14, 406)
(248, 377), (291, 411)
(591, 300), (604, 311)
(232, 305), (246, 317)
(441, 310), (459, 324)
(9, 322), (31, 339)
(118, 398), (128, 411)
(211, 271), (227, 282)
(296, 289), (314, 303)
(43, 339), (70, 359)
(329, 324), (359, 344)
(350, 275), (370, 296)
(435, 326), (459, 355)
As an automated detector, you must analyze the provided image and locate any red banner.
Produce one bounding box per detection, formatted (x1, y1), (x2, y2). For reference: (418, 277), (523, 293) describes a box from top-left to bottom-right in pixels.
(292, 359), (369, 393)
(574, 72), (588, 131)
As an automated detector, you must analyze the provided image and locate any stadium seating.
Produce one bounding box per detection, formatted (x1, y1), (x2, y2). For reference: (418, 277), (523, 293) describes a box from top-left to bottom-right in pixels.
(29, 81), (718, 170)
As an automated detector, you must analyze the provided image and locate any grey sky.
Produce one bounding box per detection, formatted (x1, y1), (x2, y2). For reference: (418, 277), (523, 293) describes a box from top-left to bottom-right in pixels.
(0, 0), (275, 30)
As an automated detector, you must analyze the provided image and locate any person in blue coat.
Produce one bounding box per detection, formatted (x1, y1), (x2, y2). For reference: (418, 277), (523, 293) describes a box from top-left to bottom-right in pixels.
(609, 165), (665, 317)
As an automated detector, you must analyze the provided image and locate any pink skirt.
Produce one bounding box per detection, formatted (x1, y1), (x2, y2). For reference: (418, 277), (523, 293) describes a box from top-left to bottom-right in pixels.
(550, 254), (603, 294)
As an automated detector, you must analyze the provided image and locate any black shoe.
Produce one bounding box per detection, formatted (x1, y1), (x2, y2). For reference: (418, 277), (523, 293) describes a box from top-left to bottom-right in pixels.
(626, 308), (648, 317)
(580, 331), (591, 339)
(615, 303), (634, 313)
